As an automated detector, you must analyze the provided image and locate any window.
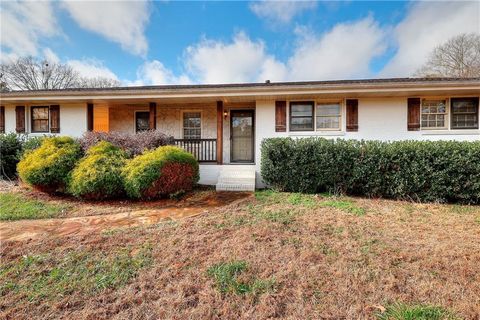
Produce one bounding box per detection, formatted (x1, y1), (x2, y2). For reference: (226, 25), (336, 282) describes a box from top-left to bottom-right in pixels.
(183, 112), (201, 139)
(135, 111), (150, 132)
(31, 106), (49, 133)
(421, 99), (447, 129)
(290, 102), (314, 131)
(451, 98), (478, 129)
(316, 102), (341, 130)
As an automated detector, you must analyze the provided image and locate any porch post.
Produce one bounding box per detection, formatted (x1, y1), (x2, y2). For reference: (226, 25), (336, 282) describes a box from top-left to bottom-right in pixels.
(149, 102), (157, 130)
(216, 101), (223, 164)
(87, 103), (94, 131)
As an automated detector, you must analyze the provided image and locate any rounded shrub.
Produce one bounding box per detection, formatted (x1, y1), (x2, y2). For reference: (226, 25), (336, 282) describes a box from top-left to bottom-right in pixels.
(261, 137), (480, 204)
(122, 146), (199, 199)
(17, 136), (82, 193)
(68, 141), (128, 200)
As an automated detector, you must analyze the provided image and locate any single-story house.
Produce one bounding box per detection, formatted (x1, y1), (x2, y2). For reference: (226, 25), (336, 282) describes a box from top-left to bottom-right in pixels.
(1, 77), (479, 190)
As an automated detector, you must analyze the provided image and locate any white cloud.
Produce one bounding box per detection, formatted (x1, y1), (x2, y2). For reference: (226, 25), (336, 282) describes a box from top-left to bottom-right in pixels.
(287, 16), (387, 80)
(134, 60), (191, 85)
(181, 17), (386, 84)
(250, 0), (317, 24)
(184, 32), (285, 83)
(61, 0), (150, 57)
(0, 1), (59, 56)
(381, 1), (480, 77)
(67, 59), (119, 79)
(43, 48), (60, 64)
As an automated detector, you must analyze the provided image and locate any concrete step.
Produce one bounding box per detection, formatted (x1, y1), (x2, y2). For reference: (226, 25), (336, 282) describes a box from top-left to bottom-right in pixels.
(216, 165), (256, 192)
(216, 183), (256, 192)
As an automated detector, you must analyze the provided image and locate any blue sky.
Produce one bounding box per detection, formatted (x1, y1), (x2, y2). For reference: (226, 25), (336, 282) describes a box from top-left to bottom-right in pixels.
(1, 1), (478, 85)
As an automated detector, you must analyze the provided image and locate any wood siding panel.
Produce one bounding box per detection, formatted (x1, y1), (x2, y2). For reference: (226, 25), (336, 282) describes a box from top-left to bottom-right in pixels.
(275, 100), (287, 132)
(407, 98), (421, 131)
(15, 106), (25, 133)
(346, 99), (358, 132)
(50, 105), (60, 133)
(93, 105), (109, 132)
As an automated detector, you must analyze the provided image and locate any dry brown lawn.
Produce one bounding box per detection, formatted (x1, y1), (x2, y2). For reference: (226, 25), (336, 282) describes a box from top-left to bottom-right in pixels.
(1, 188), (479, 320)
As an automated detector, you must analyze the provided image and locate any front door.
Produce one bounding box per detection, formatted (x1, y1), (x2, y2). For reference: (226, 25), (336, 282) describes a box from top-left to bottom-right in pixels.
(230, 110), (254, 163)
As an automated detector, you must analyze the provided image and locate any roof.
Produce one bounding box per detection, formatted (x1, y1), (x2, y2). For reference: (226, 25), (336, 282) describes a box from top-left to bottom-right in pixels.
(1, 77), (479, 102)
(2, 77), (480, 94)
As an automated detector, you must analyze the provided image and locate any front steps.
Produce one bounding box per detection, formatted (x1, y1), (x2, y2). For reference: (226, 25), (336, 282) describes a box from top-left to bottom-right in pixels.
(216, 165), (256, 192)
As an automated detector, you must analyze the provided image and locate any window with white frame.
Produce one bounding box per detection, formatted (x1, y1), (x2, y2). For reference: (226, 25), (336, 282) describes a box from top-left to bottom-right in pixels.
(316, 102), (341, 130)
(421, 99), (447, 129)
(451, 98), (479, 129)
(183, 112), (201, 139)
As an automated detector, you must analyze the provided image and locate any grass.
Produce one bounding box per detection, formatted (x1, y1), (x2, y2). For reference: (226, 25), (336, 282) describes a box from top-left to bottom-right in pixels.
(1, 187), (479, 319)
(207, 260), (275, 296)
(321, 198), (366, 216)
(376, 303), (458, 320)
(0, 244), (152, 301)
(0, 192), (71, 220)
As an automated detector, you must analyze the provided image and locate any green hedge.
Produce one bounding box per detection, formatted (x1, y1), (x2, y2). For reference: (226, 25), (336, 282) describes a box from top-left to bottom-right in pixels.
(0, 134), (44, 180)
(261, 138), (480, 204)
(17, 137), (82, 193)
(122, 146), (199, 199)
(68, 141), (127, 200)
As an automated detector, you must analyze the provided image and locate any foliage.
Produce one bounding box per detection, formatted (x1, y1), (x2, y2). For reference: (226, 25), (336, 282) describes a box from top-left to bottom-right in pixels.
(0, 56), (120, 91)
(79, 130), (175, 157)
(376, 303), (458, 320)
(0, 192), (71, 221)
(17, 137), (82, 193)
(122, 146), (199, 199)
(207, 261), (275, 296)
(415, 33), (480, 78)
(0, 245), (152, 301)
(261, 138), (480, 204)
(0, 133), (23, 180)
(68, 141), (128, 200)
(0, 134), (46, 180)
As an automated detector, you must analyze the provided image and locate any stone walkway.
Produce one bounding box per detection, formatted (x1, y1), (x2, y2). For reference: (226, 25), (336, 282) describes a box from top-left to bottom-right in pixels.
(0, 192), (250, 242)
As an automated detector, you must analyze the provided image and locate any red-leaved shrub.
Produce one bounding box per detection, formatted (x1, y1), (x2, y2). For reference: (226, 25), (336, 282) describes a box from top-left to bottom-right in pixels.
(79, 130), (174, 156)
(142, 162), (196, 198)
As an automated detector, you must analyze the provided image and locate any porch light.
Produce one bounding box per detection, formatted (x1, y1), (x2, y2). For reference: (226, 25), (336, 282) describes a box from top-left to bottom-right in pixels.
(223, 110), (228, 118)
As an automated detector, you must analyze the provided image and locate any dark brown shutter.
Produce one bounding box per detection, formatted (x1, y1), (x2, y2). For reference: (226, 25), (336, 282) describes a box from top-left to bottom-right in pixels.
(275, 101), (287, 132)
(407, 98), (421, 131)
(0, 106), (5, 133)
(346, 99), (358, 132)
(87, 103), (94, 131)
(50, 105), (60, 133)
(149, 102), (156, 130)
(15, 106), (25, 133)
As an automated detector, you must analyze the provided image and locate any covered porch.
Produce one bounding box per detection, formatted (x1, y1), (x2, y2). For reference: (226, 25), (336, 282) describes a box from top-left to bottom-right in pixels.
(89, 100), (256, 165)
(88, 99), (257, 189)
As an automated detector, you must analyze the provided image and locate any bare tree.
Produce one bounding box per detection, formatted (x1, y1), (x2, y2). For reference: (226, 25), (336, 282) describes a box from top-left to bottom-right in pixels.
(416, 33), (480, 78)
(76, 77), (121, 88)
(0, 56), (121, 91)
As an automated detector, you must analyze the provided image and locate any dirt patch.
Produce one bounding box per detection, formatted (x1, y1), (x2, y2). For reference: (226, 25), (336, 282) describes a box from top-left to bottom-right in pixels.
(1, 190), (479, 319)
(0, 191), (250, 242)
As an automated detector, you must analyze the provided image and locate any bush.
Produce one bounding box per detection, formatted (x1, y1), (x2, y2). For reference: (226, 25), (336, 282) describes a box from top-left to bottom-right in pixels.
(0, 134), (45, 180)
(122, 146), (199, 199)
(0, 133), (23, 180)
(79, 130), (174, 157)
(68, 141), (127, 200)
(261, 138), (480, 204)
(17, 137), (82, 193)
